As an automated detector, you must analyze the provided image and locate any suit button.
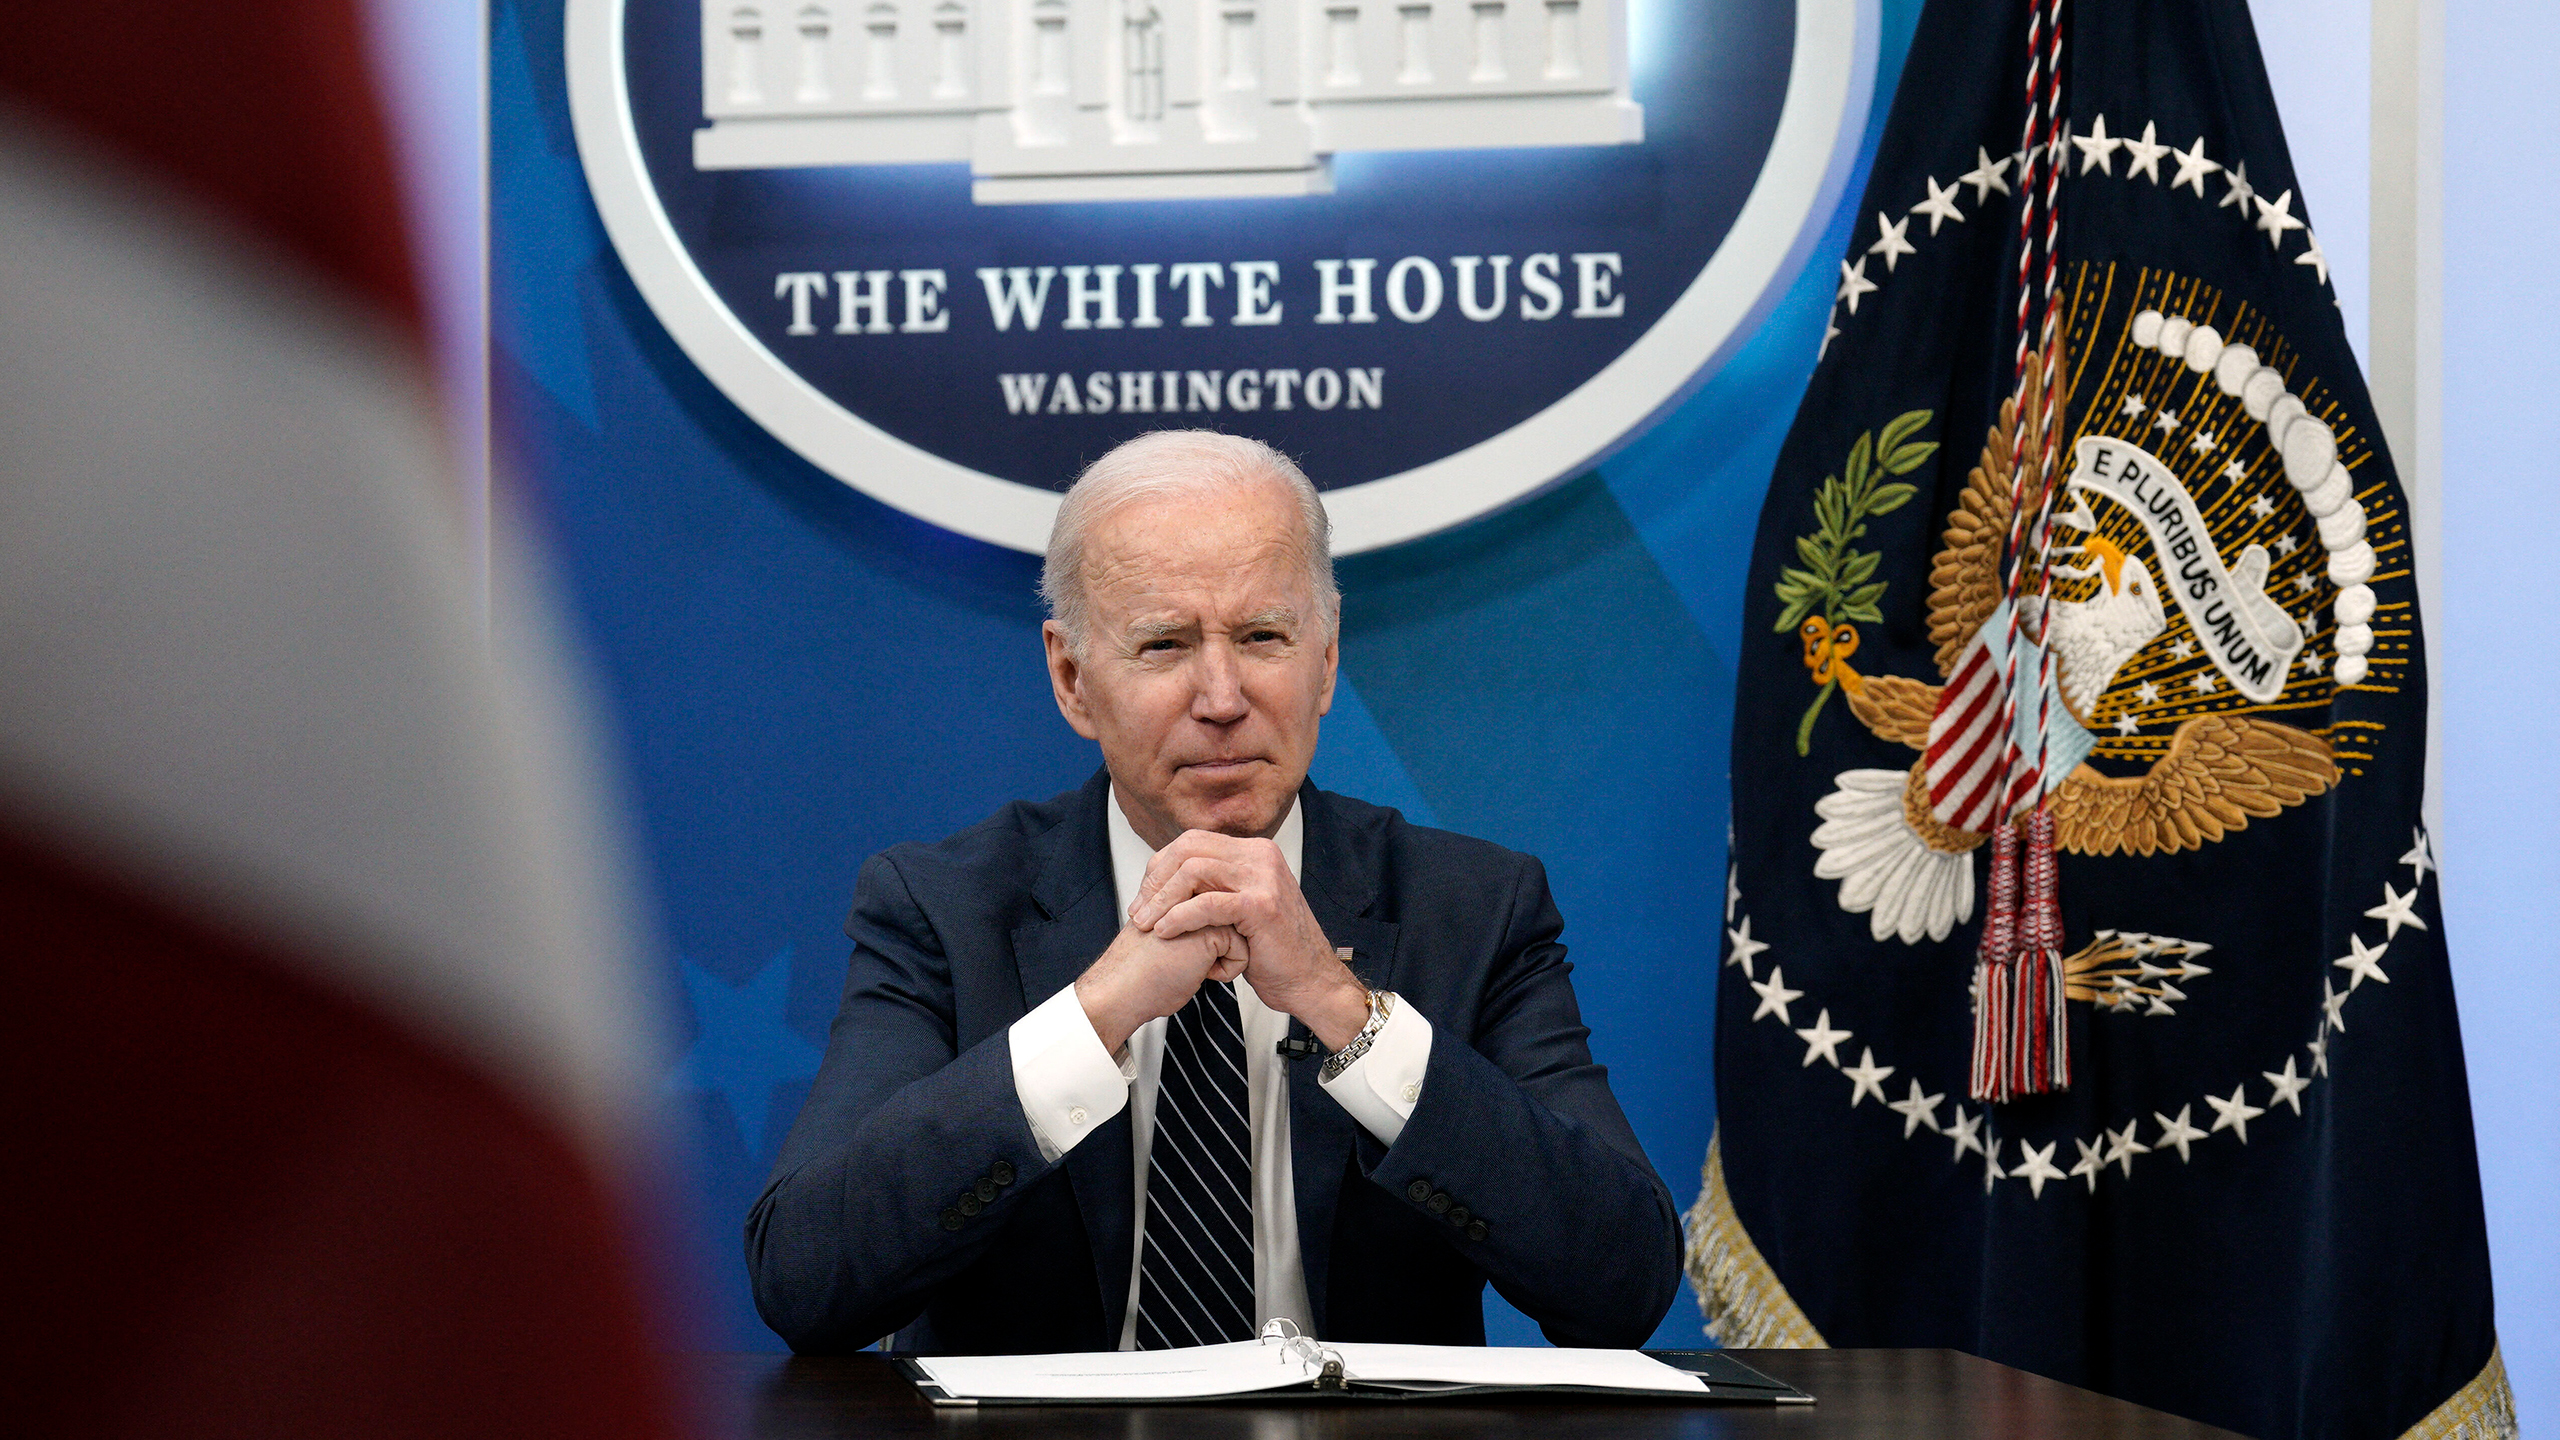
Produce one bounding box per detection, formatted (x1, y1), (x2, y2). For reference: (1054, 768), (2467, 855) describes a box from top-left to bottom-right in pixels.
(1427, 1191), (1452, 1214)
(940, 1209), (964, 1231)
(975, 1178), (999, 1202)
(1406, 1179), (1431, 1203)
(1467, 1220), (1490, 1242)
(1447, 1206), (1470, 1227)
(958, 1195), (984, 1217)
(991, 1161), (1015, 1186)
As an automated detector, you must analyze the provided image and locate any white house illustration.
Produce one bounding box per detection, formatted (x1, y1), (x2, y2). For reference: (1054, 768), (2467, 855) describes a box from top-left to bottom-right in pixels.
(694, 0), (1641, 202)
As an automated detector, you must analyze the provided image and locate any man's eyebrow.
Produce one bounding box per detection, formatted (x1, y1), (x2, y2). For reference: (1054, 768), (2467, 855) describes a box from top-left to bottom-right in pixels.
(1238, 606), (1301, 631)
(1121, 617), (1188, 644)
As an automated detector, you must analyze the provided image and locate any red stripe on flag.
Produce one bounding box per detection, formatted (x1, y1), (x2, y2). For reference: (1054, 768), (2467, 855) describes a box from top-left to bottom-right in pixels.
(1926, 646), (2007, 829)
(2, 821), (684, 1440)
(1926, 670), (1998, 764)
(0, 0), (423, 338)
(1938, 736), (2010, 831)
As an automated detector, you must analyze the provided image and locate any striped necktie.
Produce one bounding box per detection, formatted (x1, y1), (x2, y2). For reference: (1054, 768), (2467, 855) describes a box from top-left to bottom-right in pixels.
(1134, 979), (1256, 1348)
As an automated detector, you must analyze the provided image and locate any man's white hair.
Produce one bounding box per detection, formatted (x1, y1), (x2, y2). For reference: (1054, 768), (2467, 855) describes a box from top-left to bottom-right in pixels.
(1041, 430), (1339, 654)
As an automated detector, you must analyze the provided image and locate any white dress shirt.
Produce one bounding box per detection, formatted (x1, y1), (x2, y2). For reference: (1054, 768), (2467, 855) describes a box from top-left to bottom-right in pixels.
(1006, 791), (1434, 1347)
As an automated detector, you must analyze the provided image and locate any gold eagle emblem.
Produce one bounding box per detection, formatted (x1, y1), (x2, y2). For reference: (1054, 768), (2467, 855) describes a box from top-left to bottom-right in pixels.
(1796, 358), (2339, 944)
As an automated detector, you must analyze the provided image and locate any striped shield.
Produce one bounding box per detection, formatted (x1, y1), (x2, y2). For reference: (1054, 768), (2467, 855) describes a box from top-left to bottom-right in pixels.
(1924, 601), (2091, 832)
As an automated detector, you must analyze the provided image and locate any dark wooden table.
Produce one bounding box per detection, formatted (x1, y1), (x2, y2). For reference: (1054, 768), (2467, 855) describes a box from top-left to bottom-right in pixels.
(698, 1350), (2246, 1438)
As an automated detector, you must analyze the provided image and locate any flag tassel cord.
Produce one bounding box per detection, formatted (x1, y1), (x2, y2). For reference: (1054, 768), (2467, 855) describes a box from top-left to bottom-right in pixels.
(1971, 0), (2074, 1105)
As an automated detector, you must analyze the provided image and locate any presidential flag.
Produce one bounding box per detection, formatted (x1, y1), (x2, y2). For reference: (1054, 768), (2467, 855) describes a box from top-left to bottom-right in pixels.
(1688, 2), (2511, 1437)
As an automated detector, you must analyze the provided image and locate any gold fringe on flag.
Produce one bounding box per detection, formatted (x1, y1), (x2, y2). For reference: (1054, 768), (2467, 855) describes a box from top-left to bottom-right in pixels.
(1680, 1131), (1827, 1348)
(2398, 1343), (2518, 1440)
(1684, 1138), (2514, 1436)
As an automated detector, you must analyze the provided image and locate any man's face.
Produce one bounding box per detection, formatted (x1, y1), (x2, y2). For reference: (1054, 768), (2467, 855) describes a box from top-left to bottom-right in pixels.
(1044, 480), (1337, 848)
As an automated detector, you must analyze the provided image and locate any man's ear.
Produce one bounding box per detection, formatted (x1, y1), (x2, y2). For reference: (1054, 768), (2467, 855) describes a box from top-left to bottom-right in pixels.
(1044, 621), (1101, 740)
(1315, 631), (1339, 717)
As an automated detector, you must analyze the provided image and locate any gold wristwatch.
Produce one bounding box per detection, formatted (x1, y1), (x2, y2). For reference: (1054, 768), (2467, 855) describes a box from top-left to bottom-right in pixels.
(1319, 987), (1396, 1082)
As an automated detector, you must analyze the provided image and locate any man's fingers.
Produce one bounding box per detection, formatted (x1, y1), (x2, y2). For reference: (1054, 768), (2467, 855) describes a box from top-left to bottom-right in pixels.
(1133, 830), (1283, 906)
(1131, 854), (1254, 928)
(1134, 830), (1243, 899)
(1195, 925), (1249, 984)
(1151, 889), (1255, 940)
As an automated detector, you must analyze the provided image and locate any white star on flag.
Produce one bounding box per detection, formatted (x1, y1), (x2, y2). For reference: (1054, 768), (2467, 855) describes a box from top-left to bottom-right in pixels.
(2153, 1105), (2208, 1162)
(2264, 1057), (2313, 1115)
(2070, 1137), (2106, 1192)
(2255, 189), (2307, 247)
(2123, 120), (2171, 182)
(1794, 1008), (1850, 1067)
(2154, 408), (2182, 433)
(2224, 459), (2249, 483)
(1982, 1138), (2007, 1193)
(1869, 212), (1916, 271)
(1888, 1078), (1944, 1137)
(2136, 680), (2161, 704)
(1750, 965), (1804, 1024)
(2114, 714), (2138, 736)
(1837, 255), (1878, 313)
(2294, 573), (2318, 595)
(2104, 1120), (2150, 1177)
(2013, 1140), (2068, 1198)
(2297, 232), (2331, 285)
(2171, 136), (2219, 195)
(2221, 158), (2257, 211)
(2301, 646), (2324, 675)
(2207, 1084), (2267, 1143)
(2192, 672), (2216, 695)
(1820, 316), (1841, 360)
(2322, 977), (2351, 1033)
(2401, 827), (2436, 884)
(2366, 882), (2429, 938)
(1725, 915), (1769, 975)
(1945, 1107), (1987, 1161)
(1841, 1047), (1894, 1107)
(1912, 175), (1966, 234)
(2308, 1032), (2330, 1076)
(1726, 864), (1740, 922)
(2335, 933), (2392, 990)
(2192, 429), (2219, 454)
(2169, 637), (2195, 660)
(2072, 114), (2123, 174)
(1960, 146), (2012, 200)
(2275, 532), (2298, 555)
(2122, 392), (2149, 418)
(2251, 492), (2276, 517)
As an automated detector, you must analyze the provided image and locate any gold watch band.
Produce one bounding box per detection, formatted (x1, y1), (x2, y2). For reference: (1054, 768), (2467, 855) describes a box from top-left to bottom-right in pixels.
(1320, 988), (1395, 1082)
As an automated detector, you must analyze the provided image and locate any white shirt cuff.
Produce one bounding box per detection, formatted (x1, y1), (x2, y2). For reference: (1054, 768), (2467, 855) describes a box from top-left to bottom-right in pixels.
(1009, 982), (1135, 1163)
(1318, 996), (1433, 1147)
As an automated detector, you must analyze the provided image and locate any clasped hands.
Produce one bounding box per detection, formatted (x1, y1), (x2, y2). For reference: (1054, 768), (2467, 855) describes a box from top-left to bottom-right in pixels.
(1074, 831), (1372, 1056)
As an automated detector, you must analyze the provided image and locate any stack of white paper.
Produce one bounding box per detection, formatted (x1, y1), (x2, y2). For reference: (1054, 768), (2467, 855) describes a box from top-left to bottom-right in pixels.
(912, 1341), (1709, 1402)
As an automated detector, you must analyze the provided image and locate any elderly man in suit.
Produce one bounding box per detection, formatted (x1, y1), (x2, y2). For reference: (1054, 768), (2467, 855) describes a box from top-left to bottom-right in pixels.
(748, 430), (1680, 1354)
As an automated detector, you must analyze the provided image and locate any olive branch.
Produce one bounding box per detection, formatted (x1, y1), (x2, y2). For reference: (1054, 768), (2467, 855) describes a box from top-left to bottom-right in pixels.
(1774, 409), (1937, 754)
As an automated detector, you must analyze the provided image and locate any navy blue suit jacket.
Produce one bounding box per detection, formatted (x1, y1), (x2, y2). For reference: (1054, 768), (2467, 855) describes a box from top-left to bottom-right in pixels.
(746, 770), (1681, 1353)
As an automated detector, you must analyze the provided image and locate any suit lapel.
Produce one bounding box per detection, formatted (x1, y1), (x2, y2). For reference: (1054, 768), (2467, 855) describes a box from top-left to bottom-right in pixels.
(1009, 769), (1132, 1348)
(1288, 785), (1401, 1336)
